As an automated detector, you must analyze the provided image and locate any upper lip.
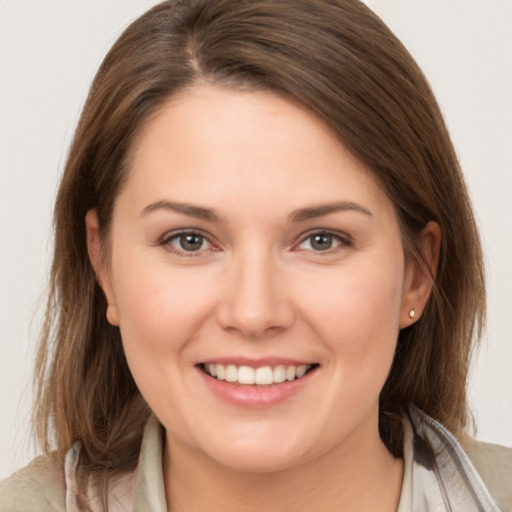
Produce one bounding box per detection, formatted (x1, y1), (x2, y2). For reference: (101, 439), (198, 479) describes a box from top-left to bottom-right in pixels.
(198, 357), (317, 368)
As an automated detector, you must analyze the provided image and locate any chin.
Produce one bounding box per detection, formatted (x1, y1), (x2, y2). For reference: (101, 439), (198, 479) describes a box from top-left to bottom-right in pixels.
(196, 425), (314, 473)
(208, 445), (304, 474)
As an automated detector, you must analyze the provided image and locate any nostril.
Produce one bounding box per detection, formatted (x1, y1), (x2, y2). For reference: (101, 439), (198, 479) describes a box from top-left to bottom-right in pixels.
(215, 300), (296, 339)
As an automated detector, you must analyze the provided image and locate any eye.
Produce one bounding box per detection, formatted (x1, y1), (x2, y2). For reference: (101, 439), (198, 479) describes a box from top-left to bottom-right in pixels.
(163, 231), (213, 254)
(297, 231), (348, 252)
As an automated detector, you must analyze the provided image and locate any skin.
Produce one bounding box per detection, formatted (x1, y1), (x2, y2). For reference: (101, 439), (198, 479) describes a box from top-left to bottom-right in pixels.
(87, 85), (440, 511)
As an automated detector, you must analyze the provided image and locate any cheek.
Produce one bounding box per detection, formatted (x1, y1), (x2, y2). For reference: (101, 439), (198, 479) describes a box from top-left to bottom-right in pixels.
(297, 259), (404, 367)
(110, 254), (218, 357)
(110, 254), (220, 420)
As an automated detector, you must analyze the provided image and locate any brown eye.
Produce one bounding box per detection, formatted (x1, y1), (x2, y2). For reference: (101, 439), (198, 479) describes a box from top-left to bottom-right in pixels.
(297, 231), (348, 252)
(166, 232), (211, 253)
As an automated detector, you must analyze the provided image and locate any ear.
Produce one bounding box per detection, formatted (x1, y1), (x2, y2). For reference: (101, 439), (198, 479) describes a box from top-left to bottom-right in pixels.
(85, 209), (119, 326)
(400, 221), (441, 328)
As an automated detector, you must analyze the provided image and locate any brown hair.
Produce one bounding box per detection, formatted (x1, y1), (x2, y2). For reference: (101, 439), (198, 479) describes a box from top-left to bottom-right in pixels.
(34, 0), (485, 488)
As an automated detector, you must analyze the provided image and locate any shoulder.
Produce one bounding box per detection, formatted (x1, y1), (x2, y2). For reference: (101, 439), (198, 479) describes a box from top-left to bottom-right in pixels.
(461, 437), (512, 512)
(0, 455), (66, 512)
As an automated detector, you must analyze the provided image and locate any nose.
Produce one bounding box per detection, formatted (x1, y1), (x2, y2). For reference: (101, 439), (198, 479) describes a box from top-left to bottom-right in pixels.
(215, 248), (296, 338)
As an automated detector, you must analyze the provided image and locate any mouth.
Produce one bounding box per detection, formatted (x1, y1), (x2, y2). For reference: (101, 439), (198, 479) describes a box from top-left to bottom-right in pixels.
(199, 363), (319, 386)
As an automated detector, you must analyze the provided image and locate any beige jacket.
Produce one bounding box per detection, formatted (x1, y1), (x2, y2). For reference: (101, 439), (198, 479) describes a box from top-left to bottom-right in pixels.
(1, 408), (511, 511)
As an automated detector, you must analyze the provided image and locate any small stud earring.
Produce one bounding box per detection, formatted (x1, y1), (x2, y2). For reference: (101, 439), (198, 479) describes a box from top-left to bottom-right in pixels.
(409, 309), (416, 319)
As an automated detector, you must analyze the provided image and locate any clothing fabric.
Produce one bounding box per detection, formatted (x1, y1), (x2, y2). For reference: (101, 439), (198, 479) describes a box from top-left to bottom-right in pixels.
(399, 406), (511, 511)
(1, 406), (511, 511)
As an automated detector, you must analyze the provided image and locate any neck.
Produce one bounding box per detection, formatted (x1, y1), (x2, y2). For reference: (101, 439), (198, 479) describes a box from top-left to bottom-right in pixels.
(163, 420), (403, 512)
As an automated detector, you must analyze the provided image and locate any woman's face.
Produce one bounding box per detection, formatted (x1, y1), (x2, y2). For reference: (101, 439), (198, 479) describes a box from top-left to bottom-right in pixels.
(89, 85), (431, 472)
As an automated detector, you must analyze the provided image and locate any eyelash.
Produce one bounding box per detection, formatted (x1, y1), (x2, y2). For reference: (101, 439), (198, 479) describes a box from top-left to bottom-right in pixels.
(296, 229), (352, 253)
(158, 229), (352, 257)
(158, 229), (216, 257)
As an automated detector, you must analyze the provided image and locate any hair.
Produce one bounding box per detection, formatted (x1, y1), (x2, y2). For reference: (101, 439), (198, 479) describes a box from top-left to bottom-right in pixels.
(34, 0), (485, 495)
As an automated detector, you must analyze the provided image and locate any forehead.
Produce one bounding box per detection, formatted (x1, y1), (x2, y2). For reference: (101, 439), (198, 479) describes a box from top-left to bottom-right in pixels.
(119, 85), (396, 223)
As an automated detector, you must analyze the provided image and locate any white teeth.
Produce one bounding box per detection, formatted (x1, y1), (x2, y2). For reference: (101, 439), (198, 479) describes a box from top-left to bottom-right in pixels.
(255, 366), (274, 385)
(286, 366), (296, 381)
(238, 366), (255, 385)
(216, 364), (225, 381)
(203, 363), (314, 385)
(225, 364), (238, 382)
(273, 365), (286, 383)
(296, 365), (307, 378)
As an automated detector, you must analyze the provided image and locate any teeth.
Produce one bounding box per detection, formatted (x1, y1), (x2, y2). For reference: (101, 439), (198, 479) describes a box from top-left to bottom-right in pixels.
(203, 363), (313, 385)
(273, 365), (286, 383)
(225, 364), (238, 383)
(238, 365), (255, 384)
(296, 365), (308, 378)
(285, 366), (296, 381)
(255, 366), (273, 385)
(216, 364), (225, 381)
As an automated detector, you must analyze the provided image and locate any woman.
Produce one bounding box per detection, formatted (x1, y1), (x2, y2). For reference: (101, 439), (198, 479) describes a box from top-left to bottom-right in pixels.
(1, 0), (510, 510)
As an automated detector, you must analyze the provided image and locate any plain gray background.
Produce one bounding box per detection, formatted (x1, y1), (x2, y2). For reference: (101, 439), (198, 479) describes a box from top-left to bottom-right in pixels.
(1, 0), (511, 478)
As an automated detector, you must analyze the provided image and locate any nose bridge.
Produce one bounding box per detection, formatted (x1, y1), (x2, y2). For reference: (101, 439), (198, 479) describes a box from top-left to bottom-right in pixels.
(216, 242), (294, 337)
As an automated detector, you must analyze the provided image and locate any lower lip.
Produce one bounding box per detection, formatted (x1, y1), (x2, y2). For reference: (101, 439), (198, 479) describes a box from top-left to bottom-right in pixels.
(197, 367), (318, 408)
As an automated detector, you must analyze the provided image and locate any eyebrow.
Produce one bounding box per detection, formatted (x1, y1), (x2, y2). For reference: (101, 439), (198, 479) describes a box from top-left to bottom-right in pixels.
(141, 199), (372, 223)
(141, 200), (221, 222)
(289, 201), (373, 222)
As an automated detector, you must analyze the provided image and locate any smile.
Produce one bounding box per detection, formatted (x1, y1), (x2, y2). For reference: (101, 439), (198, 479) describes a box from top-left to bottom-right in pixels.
(201, 363), (317, 386)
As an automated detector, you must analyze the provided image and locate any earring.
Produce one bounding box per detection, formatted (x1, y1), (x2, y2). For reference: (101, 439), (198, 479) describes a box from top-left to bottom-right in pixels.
(409, 309), (416, 319)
